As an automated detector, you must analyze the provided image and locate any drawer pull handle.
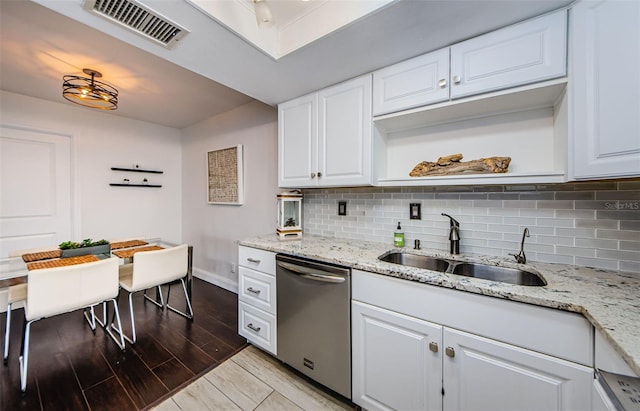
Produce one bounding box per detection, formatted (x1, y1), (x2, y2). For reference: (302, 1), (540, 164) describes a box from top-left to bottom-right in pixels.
(247, 287), (261, 295)
(446, 346), (455, 358)
(247, 323), (261, 332)
(429, 342), (438, 353)
(246, 258), (261, 264)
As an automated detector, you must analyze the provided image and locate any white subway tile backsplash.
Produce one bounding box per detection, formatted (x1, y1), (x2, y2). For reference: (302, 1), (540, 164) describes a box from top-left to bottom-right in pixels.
(575, 257), (619, 271)
(302, 181), (640, 272)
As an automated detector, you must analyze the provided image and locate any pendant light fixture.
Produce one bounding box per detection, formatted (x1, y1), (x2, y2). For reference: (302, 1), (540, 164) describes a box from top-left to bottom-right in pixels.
(253, 0), (273, 26)
(62, 68), (118, 110)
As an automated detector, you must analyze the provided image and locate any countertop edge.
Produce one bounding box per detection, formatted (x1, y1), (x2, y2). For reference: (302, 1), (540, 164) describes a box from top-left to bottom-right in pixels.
(239, 235), (640, 376)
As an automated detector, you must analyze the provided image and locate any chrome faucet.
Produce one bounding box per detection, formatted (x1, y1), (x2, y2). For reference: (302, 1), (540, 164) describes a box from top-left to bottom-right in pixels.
(441, 213), (460, 255)
(511, 227), (530, 264)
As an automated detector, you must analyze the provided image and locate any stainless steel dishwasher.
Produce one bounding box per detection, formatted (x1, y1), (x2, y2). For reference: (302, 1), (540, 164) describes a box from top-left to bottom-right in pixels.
(276, 254), (351, 399)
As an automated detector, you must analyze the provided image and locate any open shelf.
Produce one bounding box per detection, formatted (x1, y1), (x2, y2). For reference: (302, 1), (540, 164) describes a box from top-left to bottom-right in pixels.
(374, 79), (568, 133)
(376, 171), (567, 187)
(109, 183), (162, 188)
(111, 167), (163, 174)
(372, 79), (569, 187)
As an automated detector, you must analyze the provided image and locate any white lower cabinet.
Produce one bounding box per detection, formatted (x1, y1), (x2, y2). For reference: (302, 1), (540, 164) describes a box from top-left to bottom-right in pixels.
(352, 270), (594, 411)
(238, 246), (277, 355)
(352, 301), (443, 411)
(442, 328), (592, 411)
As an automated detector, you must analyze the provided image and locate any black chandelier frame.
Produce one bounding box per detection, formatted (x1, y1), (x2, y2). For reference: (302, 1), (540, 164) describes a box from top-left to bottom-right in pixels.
(62, 68), (118, 110)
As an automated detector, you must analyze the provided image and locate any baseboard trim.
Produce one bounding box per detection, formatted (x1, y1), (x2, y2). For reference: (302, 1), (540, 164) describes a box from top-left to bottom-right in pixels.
(193, 268), (238, 294)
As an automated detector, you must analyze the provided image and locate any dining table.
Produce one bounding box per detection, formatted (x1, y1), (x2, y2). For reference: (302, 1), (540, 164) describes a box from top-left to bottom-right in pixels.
(0, 238), (193, 302)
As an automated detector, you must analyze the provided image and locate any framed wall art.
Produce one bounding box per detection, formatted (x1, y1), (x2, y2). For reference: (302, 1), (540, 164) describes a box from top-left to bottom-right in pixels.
(207, 144), (244, 205)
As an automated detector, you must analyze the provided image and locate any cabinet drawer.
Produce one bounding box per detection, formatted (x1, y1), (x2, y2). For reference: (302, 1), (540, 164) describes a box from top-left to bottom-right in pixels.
(238, 301), (276, 355)
(238, 246), (276, 275)
(238, 267), (276, 314)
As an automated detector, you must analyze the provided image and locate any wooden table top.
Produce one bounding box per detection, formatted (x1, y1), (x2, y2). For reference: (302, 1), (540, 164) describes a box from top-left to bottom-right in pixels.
(111, 245), (164, 259)
(26, 254), (100, 271)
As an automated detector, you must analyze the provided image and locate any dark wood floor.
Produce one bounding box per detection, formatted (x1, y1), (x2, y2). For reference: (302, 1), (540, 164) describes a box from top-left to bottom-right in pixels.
(1, 278), (248, 411)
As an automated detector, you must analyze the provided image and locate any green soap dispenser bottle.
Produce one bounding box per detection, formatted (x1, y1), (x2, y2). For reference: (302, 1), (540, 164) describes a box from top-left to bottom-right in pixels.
(394, 222), (405, 247)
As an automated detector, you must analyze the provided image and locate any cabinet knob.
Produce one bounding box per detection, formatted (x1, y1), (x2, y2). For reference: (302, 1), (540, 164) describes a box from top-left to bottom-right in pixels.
(453, 75), (461, 85)
(438, 79), (447, 88)
(311, 172), (316, 178)
(445, 346), (455, 358)
(247, 323), (261, 332)
(429, 342), (439, 353)
(317, 172), (322, 178)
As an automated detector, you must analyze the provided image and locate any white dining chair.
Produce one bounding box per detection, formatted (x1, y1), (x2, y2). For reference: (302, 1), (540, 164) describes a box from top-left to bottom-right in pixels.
(3, 283), (26, 364)
(18, 257), (125, 392)
(3, 247), (47, 365)
(111, 244), (192, 344)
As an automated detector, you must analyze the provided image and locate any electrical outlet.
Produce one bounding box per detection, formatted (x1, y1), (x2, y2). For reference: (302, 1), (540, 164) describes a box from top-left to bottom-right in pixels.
(231, 263), (236, 274)
(410, 203), (422, 220)
(338, 201), (347, 216)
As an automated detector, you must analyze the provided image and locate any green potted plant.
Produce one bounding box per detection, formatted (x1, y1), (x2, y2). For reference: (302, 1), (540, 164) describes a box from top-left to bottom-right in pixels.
(59, 238), (110, 258)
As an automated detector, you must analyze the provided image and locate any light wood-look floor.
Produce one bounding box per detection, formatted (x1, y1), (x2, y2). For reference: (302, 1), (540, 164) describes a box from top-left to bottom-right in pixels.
(152, 345), (356, 411)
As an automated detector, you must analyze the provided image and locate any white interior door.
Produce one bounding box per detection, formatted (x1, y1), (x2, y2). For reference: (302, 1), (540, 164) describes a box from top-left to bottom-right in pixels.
(0, 125), (72, 257)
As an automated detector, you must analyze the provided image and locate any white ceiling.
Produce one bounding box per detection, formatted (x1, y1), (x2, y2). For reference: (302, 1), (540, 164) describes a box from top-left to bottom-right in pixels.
(0, 0), (572, 130)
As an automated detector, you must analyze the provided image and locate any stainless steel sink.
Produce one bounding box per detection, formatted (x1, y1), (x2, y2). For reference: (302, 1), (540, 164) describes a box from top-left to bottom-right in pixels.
(450, 263), (546, 286)
(378, 251), (449, 272)
(378, 251), (546, 286)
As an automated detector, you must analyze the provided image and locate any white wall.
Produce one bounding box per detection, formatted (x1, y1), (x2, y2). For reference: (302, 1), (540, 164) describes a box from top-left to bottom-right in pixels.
(0, 90), (182, 243)
(181, 101), (278, 291)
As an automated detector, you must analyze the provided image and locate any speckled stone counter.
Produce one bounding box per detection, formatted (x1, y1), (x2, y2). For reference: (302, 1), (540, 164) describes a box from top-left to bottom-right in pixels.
(239, 234), (640, 376)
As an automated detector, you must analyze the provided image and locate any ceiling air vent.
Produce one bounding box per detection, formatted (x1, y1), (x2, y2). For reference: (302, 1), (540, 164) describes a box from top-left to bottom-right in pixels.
(82, 0), (189, 49)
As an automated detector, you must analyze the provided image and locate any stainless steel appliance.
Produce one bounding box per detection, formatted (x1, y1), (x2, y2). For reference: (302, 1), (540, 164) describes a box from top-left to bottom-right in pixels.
(276, 254), (351, 399)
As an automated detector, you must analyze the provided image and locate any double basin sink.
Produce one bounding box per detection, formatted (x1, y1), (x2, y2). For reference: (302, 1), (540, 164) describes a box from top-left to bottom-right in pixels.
(379, 251), (546, 286)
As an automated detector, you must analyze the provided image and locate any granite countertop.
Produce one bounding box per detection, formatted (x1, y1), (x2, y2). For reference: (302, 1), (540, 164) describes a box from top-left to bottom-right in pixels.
(239, 234), (640, 376)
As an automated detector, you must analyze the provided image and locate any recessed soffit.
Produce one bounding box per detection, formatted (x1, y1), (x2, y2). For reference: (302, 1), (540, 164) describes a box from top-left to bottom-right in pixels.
(186, 0), (395, 59)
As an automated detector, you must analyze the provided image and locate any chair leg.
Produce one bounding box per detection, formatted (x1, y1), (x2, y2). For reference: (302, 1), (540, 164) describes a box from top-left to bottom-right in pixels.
(104, 299), (126, 351)
(143, 286), (164, 308)
(110, 291), (137, 345)
(95, 301), (108, 329)
(166, 278), (194, 320)
(19, 319), (35, 392)
(3, 302), (12, 364)
(83, 305), (97, 333)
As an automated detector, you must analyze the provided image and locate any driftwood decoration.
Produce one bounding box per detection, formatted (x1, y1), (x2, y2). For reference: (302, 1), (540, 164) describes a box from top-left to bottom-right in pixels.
(410, 153), (511, 177)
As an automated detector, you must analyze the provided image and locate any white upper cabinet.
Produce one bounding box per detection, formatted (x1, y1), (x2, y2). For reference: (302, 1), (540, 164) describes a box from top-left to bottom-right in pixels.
(570, 0), (640, 180)
(278, 93), (317, 188)
(279, 75), (372, 188)
(372, 48), (450, 116)
(450, 10), (567, 99)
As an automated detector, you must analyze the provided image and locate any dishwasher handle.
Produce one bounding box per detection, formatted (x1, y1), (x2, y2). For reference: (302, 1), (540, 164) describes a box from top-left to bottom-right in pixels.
(277, 261), (346, 283)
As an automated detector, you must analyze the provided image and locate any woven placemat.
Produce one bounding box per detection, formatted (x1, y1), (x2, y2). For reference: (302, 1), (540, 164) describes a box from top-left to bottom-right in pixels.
(110, 239), (148, 250)
(21, 249), (62, 263)
(112, 245), (164, 259)
(27, 254), (99, 271)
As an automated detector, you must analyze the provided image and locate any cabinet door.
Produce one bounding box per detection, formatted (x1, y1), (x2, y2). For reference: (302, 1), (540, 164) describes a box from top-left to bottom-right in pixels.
(352, 301), (442, 411)
(317, 75), (372, 187)
(373, 48), (450, 116)
(450, 10), (567, 99)
(278, 93), (318, 187)
(443, 328), (593, 411)
(570, 0), (640, 179)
